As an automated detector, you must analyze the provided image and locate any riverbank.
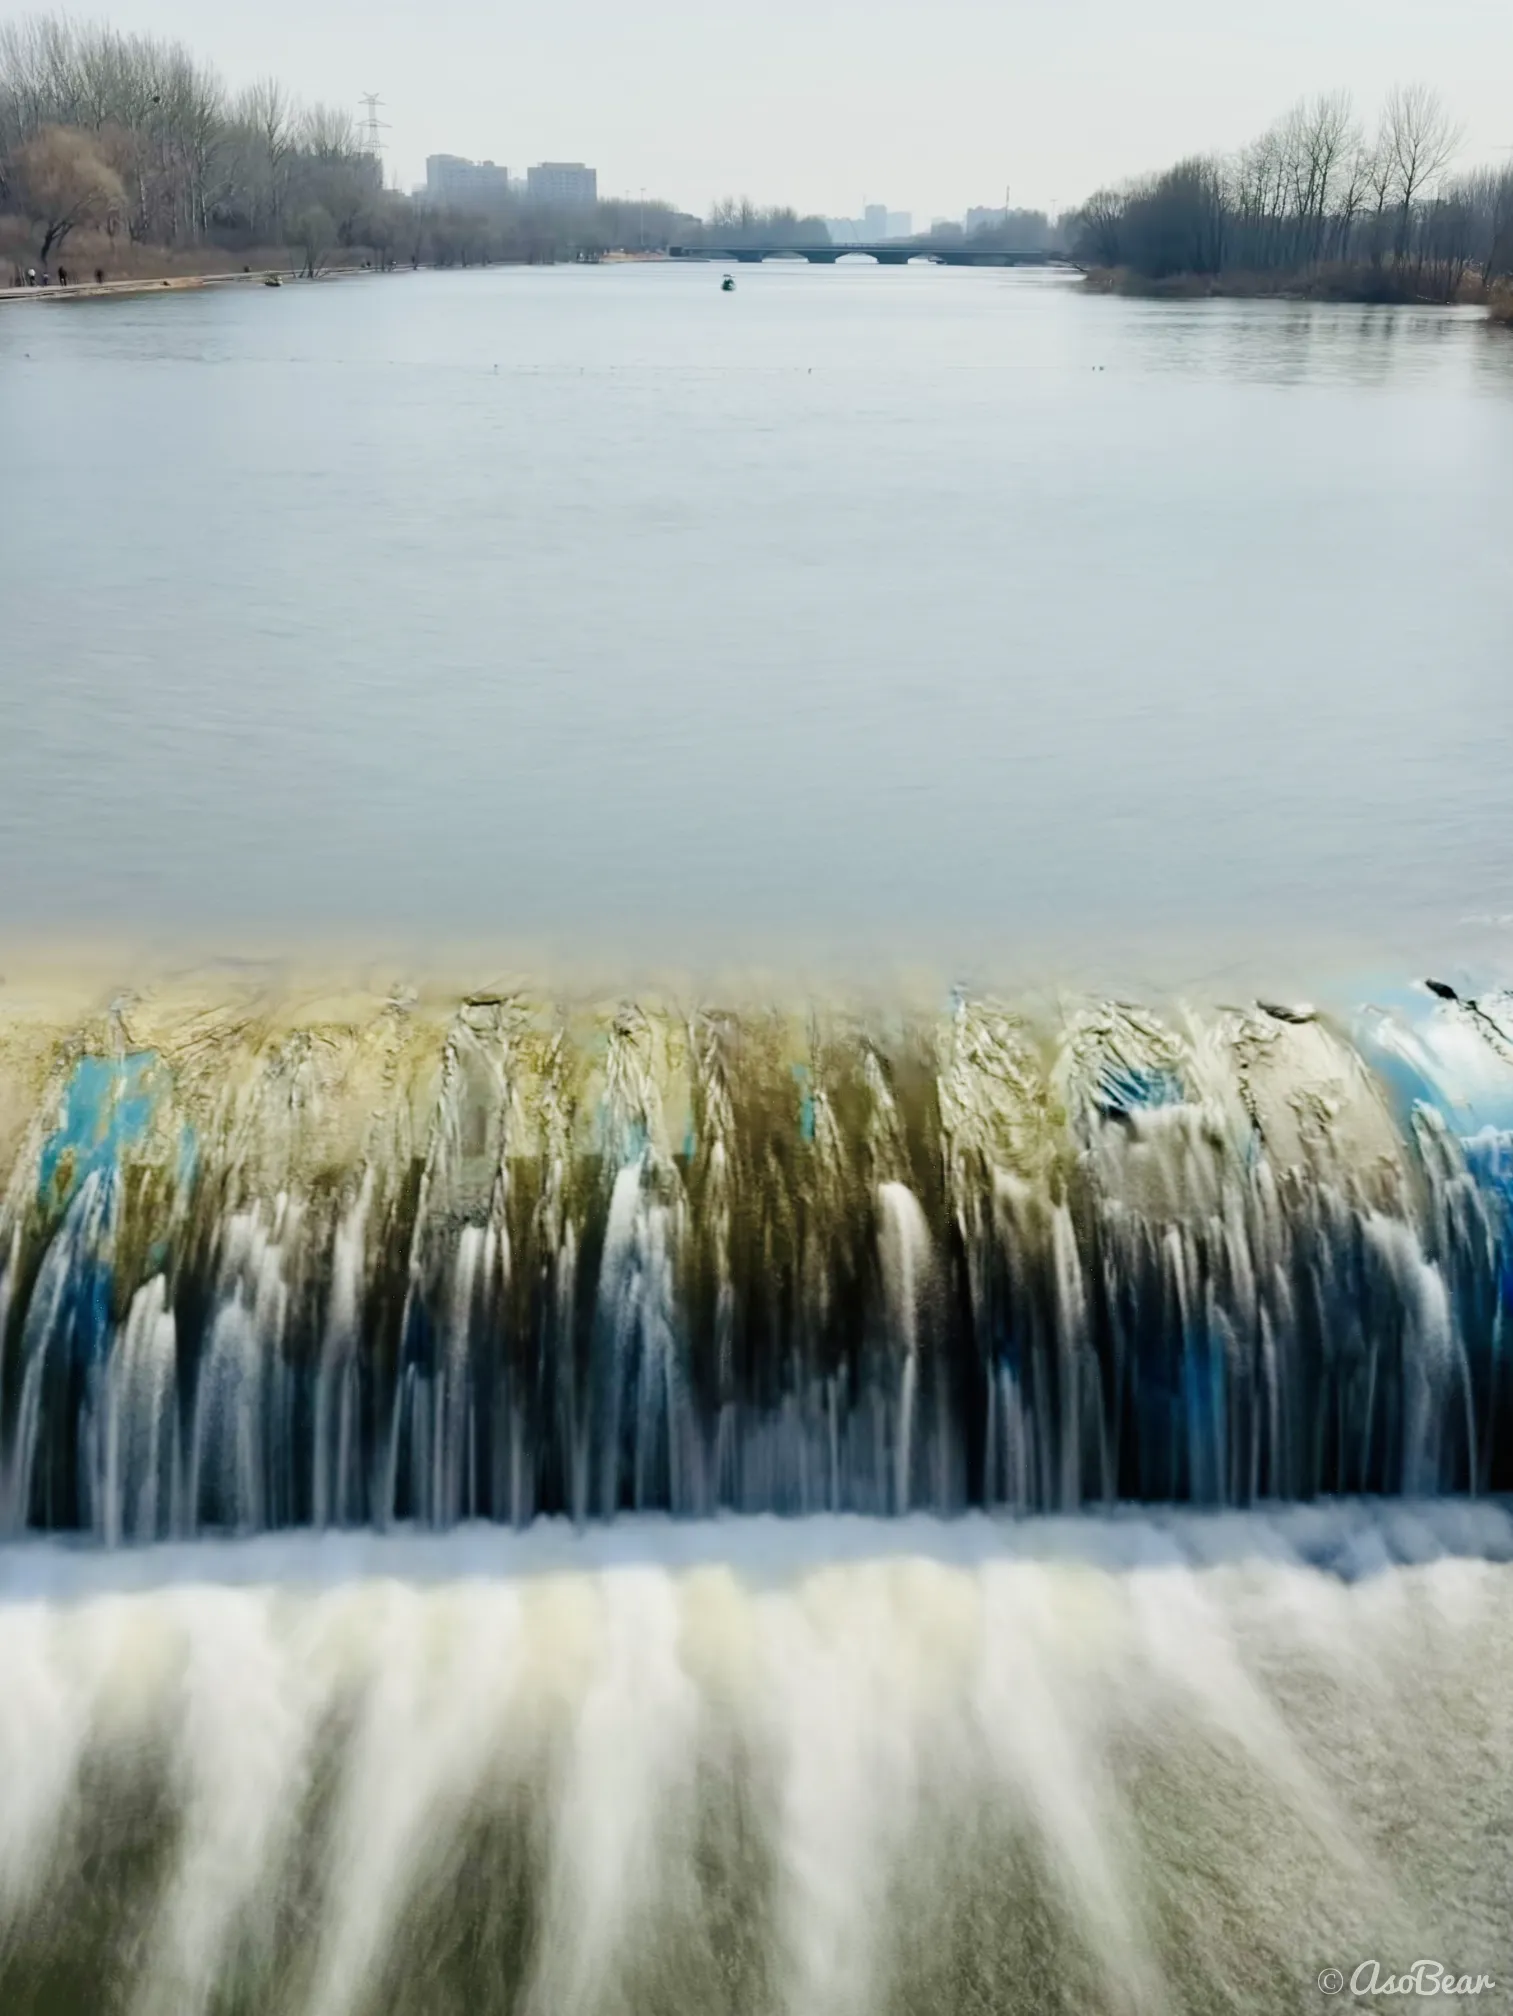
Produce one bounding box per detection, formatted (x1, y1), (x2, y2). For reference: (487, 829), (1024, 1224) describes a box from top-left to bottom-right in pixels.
(0, 252), (671, 307)
(1080, 262), (1503, 310)
(0, 261), (385, 306)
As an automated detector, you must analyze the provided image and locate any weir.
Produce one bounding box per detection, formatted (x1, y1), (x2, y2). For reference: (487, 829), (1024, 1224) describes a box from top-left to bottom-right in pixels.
(2, 980), (1510, 1537)
(4, 982), (1513, 2015)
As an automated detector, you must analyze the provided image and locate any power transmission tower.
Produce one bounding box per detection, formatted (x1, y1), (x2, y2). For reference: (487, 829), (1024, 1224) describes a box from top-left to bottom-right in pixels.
(357, 93), (390, 182)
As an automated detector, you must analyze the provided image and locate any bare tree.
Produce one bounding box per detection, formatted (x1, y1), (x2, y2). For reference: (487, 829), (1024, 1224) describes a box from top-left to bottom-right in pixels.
(13, 122), (124, 261)
(356, 187), (408, 269)
(1230, 123), (1290, 269)
(1332, 137), (1374, 260)
(169, 54), (227, 238)
(1491, 169), (1513, 281)
(289, 200), (335, 277)
(1383, 84), (1462, 257)
(238, 76), (295, 236)
(301, 103), (354, 163)
(1287, 92), (1358, 261)
(1416, 190), (1477, 300)
(1068, 187), (1125, 267)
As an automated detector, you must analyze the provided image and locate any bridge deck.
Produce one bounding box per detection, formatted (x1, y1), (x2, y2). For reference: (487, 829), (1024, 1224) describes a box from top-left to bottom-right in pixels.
(669, 244), (1066, 269)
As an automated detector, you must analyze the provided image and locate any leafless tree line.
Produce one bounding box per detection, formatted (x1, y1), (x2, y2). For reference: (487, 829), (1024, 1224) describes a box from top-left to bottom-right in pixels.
(692, 199), (831, 247)
(0, 14), (388, 261)
(0, 12), (717, 276)
(1068, 87), (1513, 299)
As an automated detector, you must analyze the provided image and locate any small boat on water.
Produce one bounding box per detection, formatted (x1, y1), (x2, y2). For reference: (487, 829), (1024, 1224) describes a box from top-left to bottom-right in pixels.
(721, 274), (735, 293)
(263, 273), (281, 287)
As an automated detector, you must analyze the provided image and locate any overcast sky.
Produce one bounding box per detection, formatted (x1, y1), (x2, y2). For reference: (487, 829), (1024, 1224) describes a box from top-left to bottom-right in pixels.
(98, 0), (1513, 218)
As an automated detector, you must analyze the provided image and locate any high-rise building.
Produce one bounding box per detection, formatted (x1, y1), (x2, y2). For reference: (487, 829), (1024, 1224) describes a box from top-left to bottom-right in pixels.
(425, 155), (510, 207)
(526, 163), (598, 208)
(855, 205), (912, 241)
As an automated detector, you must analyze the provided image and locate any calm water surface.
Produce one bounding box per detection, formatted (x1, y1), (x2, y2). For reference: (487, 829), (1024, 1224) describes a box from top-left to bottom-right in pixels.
(2, 264), (1510, 983)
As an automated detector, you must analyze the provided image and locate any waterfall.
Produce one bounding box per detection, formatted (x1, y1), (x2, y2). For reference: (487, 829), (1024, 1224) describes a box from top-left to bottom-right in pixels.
(3, 977), (1512, 2012)
(1, 979), (1510, 1536)
(0, 1505), (1510, 2015)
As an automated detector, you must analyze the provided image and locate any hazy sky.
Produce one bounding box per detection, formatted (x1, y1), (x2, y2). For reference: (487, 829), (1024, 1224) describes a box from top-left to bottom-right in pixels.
(101, 0), (1513, 218)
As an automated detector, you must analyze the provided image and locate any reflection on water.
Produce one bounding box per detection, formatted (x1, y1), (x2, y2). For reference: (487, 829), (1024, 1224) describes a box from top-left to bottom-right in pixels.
(1123, 296), (1502, 387)
(1, 266), (1511, 977)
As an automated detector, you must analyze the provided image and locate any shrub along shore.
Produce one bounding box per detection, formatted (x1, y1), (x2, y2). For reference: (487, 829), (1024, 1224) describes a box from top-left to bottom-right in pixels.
(1080, 262), (1508, 309)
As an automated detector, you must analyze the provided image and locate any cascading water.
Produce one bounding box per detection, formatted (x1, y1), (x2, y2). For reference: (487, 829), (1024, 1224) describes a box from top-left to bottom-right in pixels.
(2, 980), (1510, 1535)
(3, 1507), (1513, 2015)
(3, 975), (1513, 2015)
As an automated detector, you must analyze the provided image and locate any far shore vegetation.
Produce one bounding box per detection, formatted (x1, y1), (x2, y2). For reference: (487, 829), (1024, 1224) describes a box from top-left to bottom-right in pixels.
(2, 15), (1509, 332)
(1063, 87), (1512, 324)
(0, 11), (1053, 293)
(0, 14), (846, 289)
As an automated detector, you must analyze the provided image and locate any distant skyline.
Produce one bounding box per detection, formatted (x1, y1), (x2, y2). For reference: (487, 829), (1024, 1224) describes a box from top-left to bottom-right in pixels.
(77, 0), (1513, 217)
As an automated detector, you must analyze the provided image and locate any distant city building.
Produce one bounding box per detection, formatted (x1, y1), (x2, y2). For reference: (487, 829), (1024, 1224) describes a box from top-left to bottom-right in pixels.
(966, 206), (1009, 234)
(828, 206), (913, 244)
(425, 154), (510, 207)
(526, 162), (598, 207)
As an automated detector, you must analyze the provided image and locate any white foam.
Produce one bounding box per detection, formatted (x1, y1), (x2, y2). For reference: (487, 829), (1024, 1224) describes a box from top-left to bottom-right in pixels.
(1, 1505), (1512, 2011)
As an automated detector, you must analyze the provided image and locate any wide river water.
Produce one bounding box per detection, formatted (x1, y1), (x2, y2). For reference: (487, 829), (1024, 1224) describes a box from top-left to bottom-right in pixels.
(2, 263), (1511, 984)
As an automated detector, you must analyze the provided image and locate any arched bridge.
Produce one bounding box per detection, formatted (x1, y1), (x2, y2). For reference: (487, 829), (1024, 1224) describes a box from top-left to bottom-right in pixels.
(668, 244), (1067, 268)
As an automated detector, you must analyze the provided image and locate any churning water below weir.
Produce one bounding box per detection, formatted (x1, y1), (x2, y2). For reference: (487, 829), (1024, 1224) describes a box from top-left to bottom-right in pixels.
(3, 1507), (1513, 2016)
(4, 973), (1513, 2015)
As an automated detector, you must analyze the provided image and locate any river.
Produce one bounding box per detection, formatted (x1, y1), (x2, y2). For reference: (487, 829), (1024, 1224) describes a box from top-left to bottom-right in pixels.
(2, 263), (1511, 982)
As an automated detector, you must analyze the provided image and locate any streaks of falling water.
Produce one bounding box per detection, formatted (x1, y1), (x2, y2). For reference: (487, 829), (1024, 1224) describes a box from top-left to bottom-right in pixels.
(99, 1272), (176, 1546)
(3, 1507), (1513, 2016)
(0, 983), (1511, 1537)
(877, 1179), (932, 1513)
